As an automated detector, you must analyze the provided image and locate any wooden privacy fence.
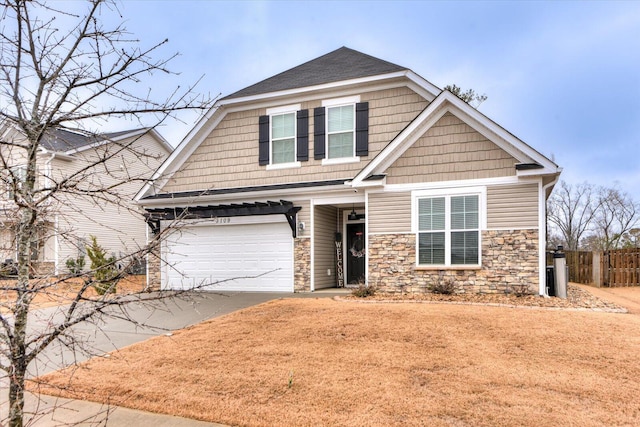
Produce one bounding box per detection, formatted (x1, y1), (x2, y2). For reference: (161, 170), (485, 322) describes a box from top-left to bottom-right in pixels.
(602, 248), (640, 287)
(546, 250), (593, 284)
(548, 248), (640, 287)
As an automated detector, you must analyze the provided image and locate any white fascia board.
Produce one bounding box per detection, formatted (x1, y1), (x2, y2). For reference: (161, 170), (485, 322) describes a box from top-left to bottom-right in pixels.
(137, 181), (352, 208)
(217, 71), (413, 107)
(107, 128), (172, 154)
(380, 175), (522, 194)
(63, 128), (149, 156)
(145, 128), (173, 154)
(516, 167), (564, 178)
(135, 105), (225, 201)
(405, 70), (441, 102)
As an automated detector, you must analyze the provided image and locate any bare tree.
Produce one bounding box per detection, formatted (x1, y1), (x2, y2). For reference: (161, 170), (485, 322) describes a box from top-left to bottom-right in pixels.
(546, 181), (600, 250)
(590, 187), (639, 250)
(548, 181), (640, 251)
(0, 1), (212, 425)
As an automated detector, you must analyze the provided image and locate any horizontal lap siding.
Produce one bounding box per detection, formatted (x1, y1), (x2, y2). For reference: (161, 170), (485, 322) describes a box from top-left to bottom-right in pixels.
(487, 183), (539, 229)
(386, 112), (516, 184)
(313, 205), (338, 289)
(161, 87), (428, 193)
(296, 199), (311, 236)
(368, 192), (412, 234)
(53, 134), (169, 269)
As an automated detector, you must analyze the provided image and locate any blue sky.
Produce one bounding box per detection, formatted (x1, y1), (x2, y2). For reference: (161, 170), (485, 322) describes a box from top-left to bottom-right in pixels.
(104, 0), (639, 200)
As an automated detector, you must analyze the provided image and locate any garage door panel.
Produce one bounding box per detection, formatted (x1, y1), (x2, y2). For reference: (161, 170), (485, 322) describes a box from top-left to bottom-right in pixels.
(164, 221), (293, 292)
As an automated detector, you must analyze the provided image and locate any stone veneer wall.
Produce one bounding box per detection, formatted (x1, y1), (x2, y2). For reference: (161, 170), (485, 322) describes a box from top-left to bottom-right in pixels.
(368, 229), (539, 294)
(294, 237), (311, 292)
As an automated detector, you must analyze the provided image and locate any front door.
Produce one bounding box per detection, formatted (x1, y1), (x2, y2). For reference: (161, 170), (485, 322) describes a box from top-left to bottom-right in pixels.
(346, 223), (366, 285)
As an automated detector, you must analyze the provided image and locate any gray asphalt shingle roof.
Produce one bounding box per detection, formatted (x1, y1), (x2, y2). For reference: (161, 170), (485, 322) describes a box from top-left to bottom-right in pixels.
(40, 128), (143, 152)
(222, 47), (408, 100)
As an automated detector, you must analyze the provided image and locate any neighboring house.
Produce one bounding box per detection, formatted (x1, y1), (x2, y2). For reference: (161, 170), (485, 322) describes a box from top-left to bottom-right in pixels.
(0, 124), (172, 275)
(137, 47), (561, 295)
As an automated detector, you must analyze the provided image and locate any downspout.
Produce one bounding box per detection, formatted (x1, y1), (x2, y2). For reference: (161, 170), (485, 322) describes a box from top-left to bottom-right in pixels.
(539, 175), (560, 296)
(43, 152), (59, 274)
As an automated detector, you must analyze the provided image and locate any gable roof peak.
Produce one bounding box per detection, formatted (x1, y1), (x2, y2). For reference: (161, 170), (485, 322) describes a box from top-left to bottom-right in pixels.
(222, 47), (408, 100)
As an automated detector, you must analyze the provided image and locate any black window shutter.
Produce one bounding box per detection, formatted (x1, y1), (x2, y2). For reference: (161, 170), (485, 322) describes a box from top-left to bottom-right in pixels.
(313, 107), (326, 160)
(297, 110), (309, 161)
(355, 102), (369, 156)
(258, 115), (269, 165)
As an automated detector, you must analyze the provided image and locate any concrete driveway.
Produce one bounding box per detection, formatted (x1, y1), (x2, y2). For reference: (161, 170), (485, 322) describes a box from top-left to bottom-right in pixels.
(1, 290), (345, 426)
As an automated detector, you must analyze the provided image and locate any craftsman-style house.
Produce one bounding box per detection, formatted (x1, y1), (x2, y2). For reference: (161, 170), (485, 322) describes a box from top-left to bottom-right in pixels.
(137, 47), (561, 294)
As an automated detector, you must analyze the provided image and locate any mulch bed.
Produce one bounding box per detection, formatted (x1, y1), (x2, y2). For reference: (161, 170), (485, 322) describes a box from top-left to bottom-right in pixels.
(341, 284), (627, 312)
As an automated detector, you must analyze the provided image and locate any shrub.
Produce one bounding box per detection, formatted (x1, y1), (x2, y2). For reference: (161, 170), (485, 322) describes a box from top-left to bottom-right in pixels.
(508, 283), (533, 297)
(86, 236), (119, 295)
(429, 276), (456, 294)
(351, 282), (377, 298)
(65, 256), (85, 275)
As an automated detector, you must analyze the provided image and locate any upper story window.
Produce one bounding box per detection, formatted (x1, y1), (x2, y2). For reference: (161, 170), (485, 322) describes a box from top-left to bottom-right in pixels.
(271, 112), (296, 164)
(327, 104), (355, 159)
(259, 104), (308, 169)
(315, 96), (369, 165)
(415, 190), (482, 267)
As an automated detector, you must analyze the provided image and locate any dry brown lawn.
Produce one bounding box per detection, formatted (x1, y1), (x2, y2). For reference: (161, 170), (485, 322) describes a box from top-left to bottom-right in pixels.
(0, 275), (147, 311)
(34, 291), (640, 427)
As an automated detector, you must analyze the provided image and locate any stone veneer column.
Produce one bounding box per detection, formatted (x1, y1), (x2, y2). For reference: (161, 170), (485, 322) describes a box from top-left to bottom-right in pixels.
(294, 237), (311, 292)
(146, 241), (162, 291)
(368, 229), (539, 294)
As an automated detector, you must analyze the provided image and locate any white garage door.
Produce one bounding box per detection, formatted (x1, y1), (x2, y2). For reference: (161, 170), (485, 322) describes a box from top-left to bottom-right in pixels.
(163, 219), (294, 292)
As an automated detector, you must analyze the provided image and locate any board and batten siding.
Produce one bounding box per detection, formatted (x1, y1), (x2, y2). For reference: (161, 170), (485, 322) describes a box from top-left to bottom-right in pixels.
(313, 205), (338, 289)
(486, 183), (539, 229)
(386, 112), (517, 185)
(161, 86), (428, 194)
(368, 192), (412, 234)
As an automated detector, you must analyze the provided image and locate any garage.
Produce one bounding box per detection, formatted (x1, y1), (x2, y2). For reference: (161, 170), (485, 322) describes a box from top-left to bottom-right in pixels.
(162, 217), (294, 292)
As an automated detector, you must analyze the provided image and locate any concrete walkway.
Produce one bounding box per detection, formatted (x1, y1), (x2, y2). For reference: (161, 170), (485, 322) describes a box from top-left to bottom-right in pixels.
(2, 290), (348, 426)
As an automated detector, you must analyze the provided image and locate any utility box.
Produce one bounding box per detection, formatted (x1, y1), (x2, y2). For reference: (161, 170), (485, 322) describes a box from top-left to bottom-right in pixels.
(553, 246), (568, 299)
(546, 266), (556, 297)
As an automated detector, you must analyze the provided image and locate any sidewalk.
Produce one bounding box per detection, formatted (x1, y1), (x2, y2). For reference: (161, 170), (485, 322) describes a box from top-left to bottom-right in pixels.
(24, 393), (225, 426)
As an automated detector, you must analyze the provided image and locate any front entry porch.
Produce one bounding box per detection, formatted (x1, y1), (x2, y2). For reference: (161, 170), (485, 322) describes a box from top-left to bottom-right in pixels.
(311, 203), (365, 291)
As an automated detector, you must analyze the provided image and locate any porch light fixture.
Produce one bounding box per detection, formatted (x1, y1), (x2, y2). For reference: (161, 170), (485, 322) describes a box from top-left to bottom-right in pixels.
(348, 205), (358, 221)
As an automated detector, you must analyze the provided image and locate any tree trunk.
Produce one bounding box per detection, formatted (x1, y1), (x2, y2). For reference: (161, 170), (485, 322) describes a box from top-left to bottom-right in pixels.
(9, 205), (36, 427)
(8, 355), (27, 427)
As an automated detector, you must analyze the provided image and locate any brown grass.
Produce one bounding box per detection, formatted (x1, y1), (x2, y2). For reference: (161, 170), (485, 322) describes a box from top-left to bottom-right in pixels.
(0, 275), (147, 311)
(34, 294), (640, 427)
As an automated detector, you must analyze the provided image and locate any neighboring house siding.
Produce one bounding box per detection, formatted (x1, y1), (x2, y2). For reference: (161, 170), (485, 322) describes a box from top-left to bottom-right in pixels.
(52, 134), (169, 271)
(385, 112), (517, 184)
(161, 86), (428, 193)
(368, 191), (412, 234)
(0, 228), (13, 262)
(487, 183), (539, 229)
(313, 205), (338, 289)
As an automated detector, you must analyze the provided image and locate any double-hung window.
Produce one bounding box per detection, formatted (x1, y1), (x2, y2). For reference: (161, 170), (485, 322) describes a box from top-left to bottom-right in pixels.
(327, 104), (355, 159)
(7, 165), (27, 199)
(417, 193), (480, 267)
(260, 103), (305, 169)
(271, 112), (296, 164)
